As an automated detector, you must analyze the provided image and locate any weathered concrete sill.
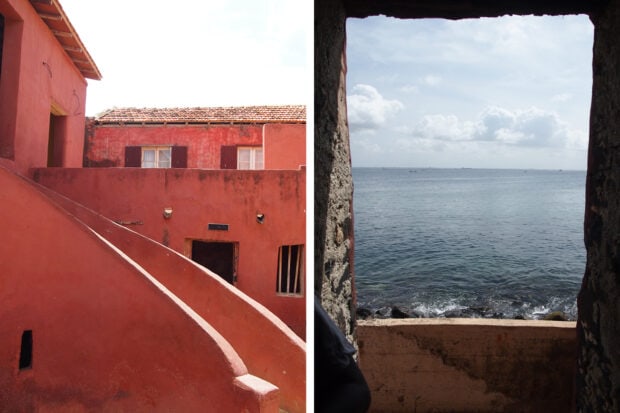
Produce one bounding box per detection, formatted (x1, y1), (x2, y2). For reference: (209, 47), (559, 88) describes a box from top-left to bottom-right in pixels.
(357, 318), (576, 413)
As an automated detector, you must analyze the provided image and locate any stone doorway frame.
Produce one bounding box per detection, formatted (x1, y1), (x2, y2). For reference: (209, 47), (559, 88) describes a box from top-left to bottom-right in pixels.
(315, 0), (619, 409)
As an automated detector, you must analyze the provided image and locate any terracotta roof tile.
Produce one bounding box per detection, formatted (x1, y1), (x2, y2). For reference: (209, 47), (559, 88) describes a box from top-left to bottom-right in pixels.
(95, 105), (306, 124)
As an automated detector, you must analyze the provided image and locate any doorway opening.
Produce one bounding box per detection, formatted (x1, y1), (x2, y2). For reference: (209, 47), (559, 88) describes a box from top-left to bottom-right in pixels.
(191, 240), (237, 284)
(48, 107), (67, 167)
(347, 15), (591, 320)
(0, 13), (5, 78)
(19, 330), (32, 370)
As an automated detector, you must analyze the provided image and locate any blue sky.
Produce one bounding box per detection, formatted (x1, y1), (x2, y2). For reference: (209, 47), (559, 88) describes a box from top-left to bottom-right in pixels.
(346, 15), (594, 170)
(60, 0), (310, 116)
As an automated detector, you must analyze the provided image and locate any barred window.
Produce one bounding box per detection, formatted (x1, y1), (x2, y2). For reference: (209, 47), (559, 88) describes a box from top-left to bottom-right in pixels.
(276, 245), (304, 296)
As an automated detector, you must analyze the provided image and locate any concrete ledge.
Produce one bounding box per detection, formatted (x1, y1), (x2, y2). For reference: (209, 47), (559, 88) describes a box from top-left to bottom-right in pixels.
(357, 318), (577, 412)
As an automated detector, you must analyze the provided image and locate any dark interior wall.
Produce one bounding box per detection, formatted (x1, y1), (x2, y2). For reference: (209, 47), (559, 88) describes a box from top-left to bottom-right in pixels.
(577, 0), (620, 410)
(0, 14), (4, 77)
(315, 0), (358, 343)
(343, 0), (597, 19)
(316, 0), (620, 410)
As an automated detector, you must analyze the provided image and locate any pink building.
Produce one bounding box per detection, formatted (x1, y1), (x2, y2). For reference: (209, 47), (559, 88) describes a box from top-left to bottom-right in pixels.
(0, 1), (305, 411)
(66, 106), (307, 336)
(0, 0), (100, 175)
(84, 106), (306, 170)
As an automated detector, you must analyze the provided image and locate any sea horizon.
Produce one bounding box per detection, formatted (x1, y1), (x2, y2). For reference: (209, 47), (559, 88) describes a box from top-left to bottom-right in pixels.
(353, 165), (587, 172)
(352, 167), (586, 320)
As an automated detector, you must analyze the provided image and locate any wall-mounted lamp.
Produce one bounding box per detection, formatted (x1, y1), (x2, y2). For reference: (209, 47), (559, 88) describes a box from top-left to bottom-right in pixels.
(256, 213), (265, 224)
(163, 207), (173, 219)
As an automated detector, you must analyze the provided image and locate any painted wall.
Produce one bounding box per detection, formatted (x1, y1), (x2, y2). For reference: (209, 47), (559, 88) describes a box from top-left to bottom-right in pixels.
(264, 123), (306, 169)
(84, 122), (305, 169)
(85, 123), (256, 168)
(37, 183), (306, 412)
(357, 318), (577, 412)
(0, 165), (280, 412)
(33, 167), (306, 338)
(0, 0), (88, 175)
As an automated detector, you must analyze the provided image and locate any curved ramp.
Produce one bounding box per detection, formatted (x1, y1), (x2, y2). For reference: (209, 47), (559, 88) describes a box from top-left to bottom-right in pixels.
(34, 175), (306, 413)
(0, 166), (280, 412)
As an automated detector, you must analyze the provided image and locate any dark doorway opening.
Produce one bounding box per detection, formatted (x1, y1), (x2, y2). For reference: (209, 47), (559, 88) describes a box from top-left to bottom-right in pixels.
(0, 14), (5, 79)
(48, 112), (66, 167)
(19, 330), (32, 370)
(191, 241), (236, 284)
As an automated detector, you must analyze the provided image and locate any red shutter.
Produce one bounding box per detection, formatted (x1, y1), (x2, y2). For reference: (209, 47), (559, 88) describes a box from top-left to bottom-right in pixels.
(125, 146), (141, 167)
(220, 145), (237, 169)
(171, 146), (188, 168)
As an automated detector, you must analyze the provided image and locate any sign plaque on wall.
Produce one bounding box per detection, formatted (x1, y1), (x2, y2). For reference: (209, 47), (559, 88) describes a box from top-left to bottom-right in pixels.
(208, 223), (229, 231)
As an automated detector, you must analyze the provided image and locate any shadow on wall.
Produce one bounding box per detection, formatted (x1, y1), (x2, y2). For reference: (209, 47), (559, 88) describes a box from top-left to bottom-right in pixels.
(0, 165), (280, 411)
(34, 177), (307, 413)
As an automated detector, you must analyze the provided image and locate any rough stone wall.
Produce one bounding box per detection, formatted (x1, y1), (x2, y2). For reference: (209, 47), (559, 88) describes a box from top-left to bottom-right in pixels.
(314, 0), (357, 342)
(577, 0), (620, 410)
(316, 3), (620, 410)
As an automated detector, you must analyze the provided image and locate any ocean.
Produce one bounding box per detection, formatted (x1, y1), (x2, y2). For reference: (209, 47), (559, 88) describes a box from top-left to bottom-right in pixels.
(352, 168), (586, 320)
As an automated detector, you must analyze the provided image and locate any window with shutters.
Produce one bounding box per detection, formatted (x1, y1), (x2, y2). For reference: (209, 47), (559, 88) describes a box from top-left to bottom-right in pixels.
(142, 146), (171, 168)
(276, 244), (304, 296)
(220, 145), (237, 169)
(125, 146), (187, 168)
(237, 147), (264, 170)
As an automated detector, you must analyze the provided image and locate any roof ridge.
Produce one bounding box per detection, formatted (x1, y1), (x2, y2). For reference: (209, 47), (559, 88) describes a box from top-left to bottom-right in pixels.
(100, 104), (305, 110)
(94, 105), (306, 124)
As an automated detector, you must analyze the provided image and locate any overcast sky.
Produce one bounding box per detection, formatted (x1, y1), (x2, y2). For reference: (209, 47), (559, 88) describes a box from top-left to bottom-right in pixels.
(60, 0), (310, 116)
(346, 15), (594, 170)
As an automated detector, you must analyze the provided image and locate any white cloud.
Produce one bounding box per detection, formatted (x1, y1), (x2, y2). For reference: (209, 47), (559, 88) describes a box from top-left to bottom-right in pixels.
(404, 106), (581, 149)
(409, 114), (479, 141)
(347, 84), (404, 133)
(400, 84), (420, 94)
(551, 93), (573, 103)
(347, 15), (593, 108)
(476, 107), (569, 147)
(346, 15), (592, 169)
(422, 75), (442, 86)
(356, 139), (383, 153)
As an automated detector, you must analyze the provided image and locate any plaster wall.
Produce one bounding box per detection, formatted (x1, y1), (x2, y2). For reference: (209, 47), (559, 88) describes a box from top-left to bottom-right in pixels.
(0, 0), (87, 174)
(264, 123), (306, 169)
(33, 167), (306, 338)
(36, 183), (306, 413)
(357, 319), (577, 412)
(84, 122), (306, 170)
(84, 123), (263, 168)
(0, 165), (279, 412)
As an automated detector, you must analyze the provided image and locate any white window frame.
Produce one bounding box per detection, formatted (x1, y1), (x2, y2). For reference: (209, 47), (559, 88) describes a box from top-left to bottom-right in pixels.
(276, 244), (304, 296)
(237, 146), (264, 170)
(142, 146), (171, 168)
